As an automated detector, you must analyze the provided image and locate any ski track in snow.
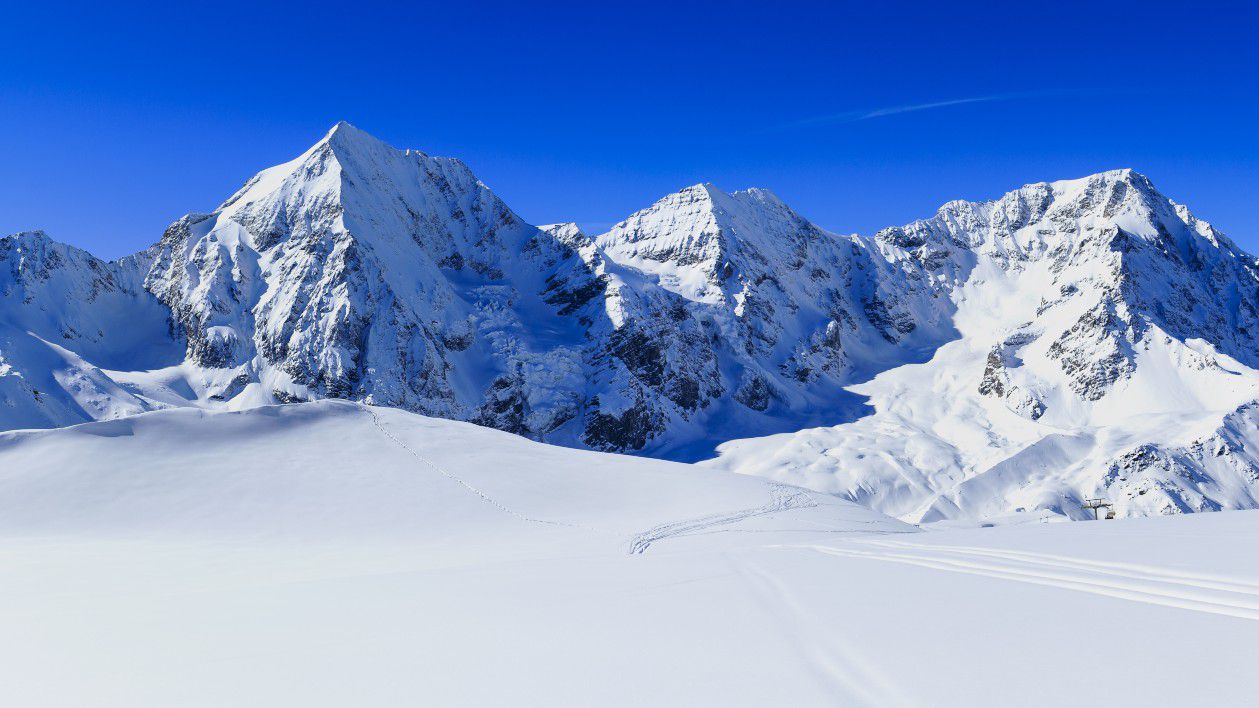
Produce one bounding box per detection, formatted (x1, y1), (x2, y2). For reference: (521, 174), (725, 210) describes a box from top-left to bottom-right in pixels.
(626, 484), (818, 555)
(735, 554), (919, 708)
(793, 539), (1259, 621)
(367, 406), (612, 536)
(371, 405), (852, 554)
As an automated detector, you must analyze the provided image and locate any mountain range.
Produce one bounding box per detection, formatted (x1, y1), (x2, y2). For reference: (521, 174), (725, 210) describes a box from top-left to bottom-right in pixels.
(4, 122), (1259, 523)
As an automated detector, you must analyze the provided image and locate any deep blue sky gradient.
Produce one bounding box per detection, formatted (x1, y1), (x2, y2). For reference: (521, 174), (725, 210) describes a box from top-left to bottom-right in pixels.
(2, 1), (1256, 259)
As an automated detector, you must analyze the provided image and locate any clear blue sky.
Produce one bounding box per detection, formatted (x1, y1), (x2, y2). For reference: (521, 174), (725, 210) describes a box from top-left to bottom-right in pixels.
(2, 1), (1256, 259)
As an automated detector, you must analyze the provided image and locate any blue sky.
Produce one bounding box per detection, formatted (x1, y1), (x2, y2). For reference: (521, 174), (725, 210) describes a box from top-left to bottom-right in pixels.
(2, 1), (1256, 258)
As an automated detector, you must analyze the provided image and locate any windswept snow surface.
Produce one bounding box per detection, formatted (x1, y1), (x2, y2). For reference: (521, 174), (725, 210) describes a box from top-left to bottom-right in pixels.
(1, 402), (1257, 706)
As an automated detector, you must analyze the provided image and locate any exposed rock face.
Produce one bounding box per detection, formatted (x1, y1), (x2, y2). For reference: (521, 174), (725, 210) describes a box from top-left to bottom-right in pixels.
(4, 126), (1259, 524)
(144, 123), (555, 419)
(705, 170), (1259, 523)
(120, 125), (804, 451)
(586, 182), (957, 452)
(977, 346), (1007, 398)
(0, 232), (177, 430)
(0, 232), (171, 366)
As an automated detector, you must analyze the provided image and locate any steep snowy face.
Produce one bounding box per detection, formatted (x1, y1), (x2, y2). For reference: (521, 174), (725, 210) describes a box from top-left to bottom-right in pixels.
(144, 123), (587, 428)
(874, 169), (1259, 406)
(588, 184), (957, 455)
(0, 129), (963, 454)
(596, 184), (822, 305)
(1, 232), (173, 366)
(134, 132), (955, 456)
(709, 170), (1259, 523)
(0, 232), (178, 429)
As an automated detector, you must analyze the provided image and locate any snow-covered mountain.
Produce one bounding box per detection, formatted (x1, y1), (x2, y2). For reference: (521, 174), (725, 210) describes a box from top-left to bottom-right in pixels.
(706, 170), (1259, 522)
(4, 123), (1259, 523)
(0, 232), (179, 429)
(0, 123), (946, 453)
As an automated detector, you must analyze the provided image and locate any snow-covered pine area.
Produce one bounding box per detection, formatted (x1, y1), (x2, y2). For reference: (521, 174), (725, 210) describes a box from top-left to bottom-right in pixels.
(1, 401), (1257, 706)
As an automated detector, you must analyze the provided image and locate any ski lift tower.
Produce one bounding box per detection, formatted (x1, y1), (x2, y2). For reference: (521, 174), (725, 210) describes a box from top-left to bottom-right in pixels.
(1081, 498), (1114, 520)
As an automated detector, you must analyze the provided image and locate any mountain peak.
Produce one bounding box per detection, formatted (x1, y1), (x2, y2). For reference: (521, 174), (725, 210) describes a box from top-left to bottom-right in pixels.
(0, 230), (100, 261)
(322, 120), (372, 142)
(733, 186), (785, 204)
(639, 183), (794, 217)
(916, 167), (1174, 239)
(657, 182), (720, 205)
(316, 120), (398, 158)
(217, 122), (431, 219)
(2, 229), (52, 245)
(1044, 167), (1158, 196)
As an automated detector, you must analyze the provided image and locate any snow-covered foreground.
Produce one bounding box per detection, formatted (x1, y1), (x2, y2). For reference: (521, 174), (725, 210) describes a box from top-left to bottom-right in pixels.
(1, 403), (1256, 706)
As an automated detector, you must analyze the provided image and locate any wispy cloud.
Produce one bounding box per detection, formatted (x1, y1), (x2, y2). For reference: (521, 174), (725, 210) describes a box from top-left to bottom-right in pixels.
(767, 93), (1024, 132)
(858, 95), (1006, 120)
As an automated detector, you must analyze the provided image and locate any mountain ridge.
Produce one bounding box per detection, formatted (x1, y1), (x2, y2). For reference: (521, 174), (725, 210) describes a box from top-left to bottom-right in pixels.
(4, 122), (1259, 523)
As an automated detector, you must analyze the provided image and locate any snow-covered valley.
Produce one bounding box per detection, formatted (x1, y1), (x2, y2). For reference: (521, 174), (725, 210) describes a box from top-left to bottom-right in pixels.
(1, 402), (1256, 706)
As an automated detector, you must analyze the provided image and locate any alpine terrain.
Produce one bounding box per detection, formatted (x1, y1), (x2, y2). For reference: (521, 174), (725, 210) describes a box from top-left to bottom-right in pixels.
(3, 122), (1259, 524)
(1, 402), (1257, 706)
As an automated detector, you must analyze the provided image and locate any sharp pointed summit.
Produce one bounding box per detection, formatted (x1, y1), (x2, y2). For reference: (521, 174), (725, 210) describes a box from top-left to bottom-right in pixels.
(316, 120), (421, 162)
(324, 119), (369, 140)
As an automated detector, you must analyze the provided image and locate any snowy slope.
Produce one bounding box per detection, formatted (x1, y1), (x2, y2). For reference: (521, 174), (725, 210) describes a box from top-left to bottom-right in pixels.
(142, 122), (591, 424)
(590, 183), (954, 458)
(0, 124), (946, 455)
(5, 124), (1259, 523)
(706, 171), (1259, 523)
(0, 400), (896, 543)
(0, 232), (180, 429)
(1, 402), (1257, 707)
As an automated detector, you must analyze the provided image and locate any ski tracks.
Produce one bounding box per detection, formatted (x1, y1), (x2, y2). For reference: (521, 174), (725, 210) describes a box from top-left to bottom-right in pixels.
(736, 554), (919, 707)
(366, 407), (610, 536)
(369, 406), (821, 552)
(626, 484), (818, 555)
(798, 538), (1259, 621)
